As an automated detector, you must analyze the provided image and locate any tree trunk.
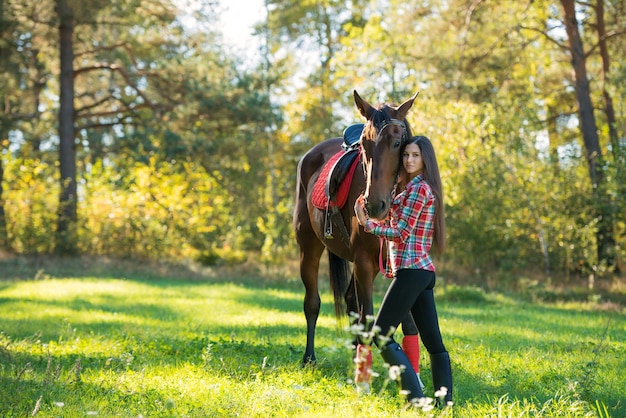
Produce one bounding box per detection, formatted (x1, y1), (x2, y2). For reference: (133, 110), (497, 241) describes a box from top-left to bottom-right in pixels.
(560, 0), (615, 270)
(0, 154), (7, 251)
(595, 0), (619, 152)
(54, 0), (78, 255)
(546, 103), (561, 176)
(0, 0), (12, 251)
(595, 0), (622, 272)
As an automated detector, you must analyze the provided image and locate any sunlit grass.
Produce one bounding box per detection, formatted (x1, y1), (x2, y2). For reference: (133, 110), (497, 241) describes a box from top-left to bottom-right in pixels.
(0, 270), (624, 417)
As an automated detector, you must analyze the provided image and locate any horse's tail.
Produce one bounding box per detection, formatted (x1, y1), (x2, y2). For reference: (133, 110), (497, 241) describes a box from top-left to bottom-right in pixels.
(328, 251), (350, 318)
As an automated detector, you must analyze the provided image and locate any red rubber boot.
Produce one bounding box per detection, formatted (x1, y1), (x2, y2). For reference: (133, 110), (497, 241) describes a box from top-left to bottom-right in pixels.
(402, 335), (425, 390)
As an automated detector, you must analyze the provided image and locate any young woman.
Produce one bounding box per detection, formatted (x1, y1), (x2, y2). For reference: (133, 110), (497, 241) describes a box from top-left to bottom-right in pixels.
(354, 135), (452, 406)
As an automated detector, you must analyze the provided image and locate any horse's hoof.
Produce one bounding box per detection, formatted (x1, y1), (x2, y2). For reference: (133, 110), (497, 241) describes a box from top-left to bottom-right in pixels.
(302, 355), (316, 367)
(356, 382), (371, 395)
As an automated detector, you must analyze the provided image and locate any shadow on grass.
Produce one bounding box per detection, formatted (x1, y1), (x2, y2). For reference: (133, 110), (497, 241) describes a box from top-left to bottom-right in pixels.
(0, 254), (305, 288)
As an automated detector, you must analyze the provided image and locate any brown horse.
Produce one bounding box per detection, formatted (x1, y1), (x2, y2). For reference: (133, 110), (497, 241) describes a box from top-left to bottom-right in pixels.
(293, 90), (418, 365)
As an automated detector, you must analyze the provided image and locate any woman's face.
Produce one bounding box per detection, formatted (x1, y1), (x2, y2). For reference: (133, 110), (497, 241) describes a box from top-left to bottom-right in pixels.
(402, 143), (424, 176)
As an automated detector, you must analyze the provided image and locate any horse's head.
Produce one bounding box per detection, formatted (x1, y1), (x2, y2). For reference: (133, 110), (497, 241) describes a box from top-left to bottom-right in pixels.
(354, 90), (418, 220)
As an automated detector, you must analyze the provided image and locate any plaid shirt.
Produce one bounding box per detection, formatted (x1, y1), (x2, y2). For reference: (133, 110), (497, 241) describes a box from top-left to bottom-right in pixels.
(364, 174), (436, 278)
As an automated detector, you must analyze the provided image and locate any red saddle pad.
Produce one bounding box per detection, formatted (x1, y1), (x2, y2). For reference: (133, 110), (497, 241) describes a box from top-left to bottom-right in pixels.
(312, 151), (360, 210)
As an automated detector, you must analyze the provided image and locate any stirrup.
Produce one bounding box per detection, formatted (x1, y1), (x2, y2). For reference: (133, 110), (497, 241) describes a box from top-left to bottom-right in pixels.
(324, 206), (334, 239)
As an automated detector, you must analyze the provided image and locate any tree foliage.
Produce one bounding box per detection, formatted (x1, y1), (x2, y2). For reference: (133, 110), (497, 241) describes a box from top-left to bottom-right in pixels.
(1, 0), (624, 285)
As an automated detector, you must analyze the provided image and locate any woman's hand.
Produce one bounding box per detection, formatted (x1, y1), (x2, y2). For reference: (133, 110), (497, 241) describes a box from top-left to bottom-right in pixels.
(354, 195), (368, 226)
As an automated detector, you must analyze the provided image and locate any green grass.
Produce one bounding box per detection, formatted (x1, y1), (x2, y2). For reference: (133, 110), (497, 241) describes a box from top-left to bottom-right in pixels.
(0, 258), (624, 417)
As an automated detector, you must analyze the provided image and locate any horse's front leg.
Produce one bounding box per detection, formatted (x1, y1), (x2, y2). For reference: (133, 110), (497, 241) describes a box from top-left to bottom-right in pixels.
(351, 253), (377, 330)
(349, 254), (377, 392)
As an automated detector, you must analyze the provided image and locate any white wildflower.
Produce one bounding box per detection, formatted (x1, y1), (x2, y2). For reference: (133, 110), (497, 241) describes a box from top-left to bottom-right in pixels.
(388, 365), (402, 381)
(422, 403), (435, 412)
(434, 386), (448, 399)
(347, 322), (365, 334)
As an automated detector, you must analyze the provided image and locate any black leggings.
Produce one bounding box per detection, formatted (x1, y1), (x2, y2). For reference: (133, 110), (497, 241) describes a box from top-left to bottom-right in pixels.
(373, 268), (447, 355)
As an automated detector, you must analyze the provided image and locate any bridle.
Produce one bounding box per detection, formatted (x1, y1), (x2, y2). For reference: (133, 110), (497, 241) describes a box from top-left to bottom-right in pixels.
(372, 118), (408, 145)
(361, 114), (409, 181)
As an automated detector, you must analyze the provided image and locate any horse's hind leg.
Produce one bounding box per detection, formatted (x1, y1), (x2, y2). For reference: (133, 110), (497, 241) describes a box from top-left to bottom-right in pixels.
(344, 272), (361, 353)
(345, 272), (358, 320)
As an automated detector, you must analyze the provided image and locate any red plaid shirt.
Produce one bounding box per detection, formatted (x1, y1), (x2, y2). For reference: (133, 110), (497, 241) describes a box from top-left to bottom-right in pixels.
(363, 174), (436, 278)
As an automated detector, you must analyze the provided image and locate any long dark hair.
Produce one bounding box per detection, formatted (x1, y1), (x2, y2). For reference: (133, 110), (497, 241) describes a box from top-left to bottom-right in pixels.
(397, 135), (446, 254)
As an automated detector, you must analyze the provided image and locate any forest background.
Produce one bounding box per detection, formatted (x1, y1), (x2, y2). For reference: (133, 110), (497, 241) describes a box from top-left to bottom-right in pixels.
(1, 0), (624, 295)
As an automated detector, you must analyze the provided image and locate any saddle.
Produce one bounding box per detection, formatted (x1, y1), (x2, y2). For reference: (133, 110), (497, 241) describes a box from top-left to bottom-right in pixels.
(342, 123), (364, 151)
(311, 124), (365, 246)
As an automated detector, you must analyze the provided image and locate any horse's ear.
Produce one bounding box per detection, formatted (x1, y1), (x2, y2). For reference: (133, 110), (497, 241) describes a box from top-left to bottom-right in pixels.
(354, 90), (375, 120)
(395, 91), (420, 120)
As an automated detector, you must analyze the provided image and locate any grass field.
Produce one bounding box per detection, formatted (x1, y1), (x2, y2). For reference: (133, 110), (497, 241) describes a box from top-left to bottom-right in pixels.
(0, 257), (624, 417)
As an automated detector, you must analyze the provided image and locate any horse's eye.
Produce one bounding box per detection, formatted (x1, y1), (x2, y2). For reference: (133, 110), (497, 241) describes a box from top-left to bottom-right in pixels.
(393, 140), (401, 149)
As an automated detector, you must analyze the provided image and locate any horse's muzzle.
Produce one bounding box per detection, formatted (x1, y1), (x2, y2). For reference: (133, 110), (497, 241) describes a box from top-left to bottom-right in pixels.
(364, 197), (390, 220)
